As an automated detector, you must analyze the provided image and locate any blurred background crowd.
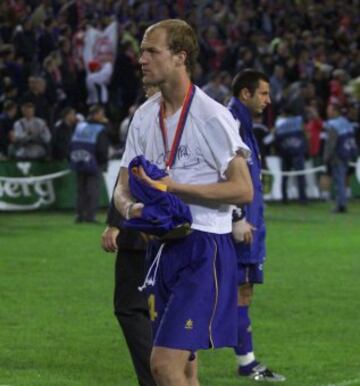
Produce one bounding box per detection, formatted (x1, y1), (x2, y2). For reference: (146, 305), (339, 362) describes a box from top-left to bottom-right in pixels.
(0, 0), (359, 169)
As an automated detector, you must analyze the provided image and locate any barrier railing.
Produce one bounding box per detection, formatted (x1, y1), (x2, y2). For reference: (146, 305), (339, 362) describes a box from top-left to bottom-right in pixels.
(0, 158), (359, 210)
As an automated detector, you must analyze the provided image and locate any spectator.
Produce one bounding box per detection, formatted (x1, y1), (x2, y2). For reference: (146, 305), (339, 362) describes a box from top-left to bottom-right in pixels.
(0, 100), (18, 159)
(0, 83), (19, 109)
(270, 64), (286, 111)
(274, 104), (308, 204)
(58, 36), (80, 109)
(328, 68), (347, 107)
(37, 17), (57, 64)
(10, 101), (51, 160)
(1, 44), (27, 94)
(304, 102), (324, 162)
(109, 40), (140, 122)
(286, 81), (316, 118)
(0, 0), (358, 200)
(70, 104), (109, 223)
(21, 76), (52, 125)
(202, 25), (226, 71)
(52, 107), (78, 161)
(86, 59), (113, 106)
(12, 17), (37, 68)
(202, 71), (230, 104)
(323, 103), (358, 213)
(42, 54), (66, 118)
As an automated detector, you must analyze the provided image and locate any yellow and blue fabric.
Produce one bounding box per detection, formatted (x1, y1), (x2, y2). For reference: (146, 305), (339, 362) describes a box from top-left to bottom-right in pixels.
(123, 155), (192, 237)
(146, 231), (238, 351)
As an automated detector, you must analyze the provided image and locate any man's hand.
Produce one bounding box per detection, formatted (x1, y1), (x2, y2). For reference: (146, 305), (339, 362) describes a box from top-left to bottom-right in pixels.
(135, 166), (171, 191)
(125, 202), (145, 219)
(101, 226), (120, 252)
(232, 219), (256, 244)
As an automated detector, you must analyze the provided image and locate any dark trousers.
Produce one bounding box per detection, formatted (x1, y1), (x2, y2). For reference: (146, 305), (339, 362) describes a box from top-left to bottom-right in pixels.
(331, 161), (348, 209)
(75, 171), (101, 221)
(281, 154), (307, 203)
(114, 249), (156, 386)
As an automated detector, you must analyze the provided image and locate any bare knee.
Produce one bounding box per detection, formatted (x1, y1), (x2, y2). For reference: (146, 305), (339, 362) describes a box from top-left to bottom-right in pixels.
(151, 358), (182, 384)
(238, 283), (254, 306)
(185, 357), (199, 386)
(150, 347), (190, 386)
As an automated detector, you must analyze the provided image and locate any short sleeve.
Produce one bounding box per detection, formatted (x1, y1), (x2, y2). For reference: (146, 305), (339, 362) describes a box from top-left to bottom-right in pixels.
(120, 110), (144, 168)
(196, 110), (250, 179)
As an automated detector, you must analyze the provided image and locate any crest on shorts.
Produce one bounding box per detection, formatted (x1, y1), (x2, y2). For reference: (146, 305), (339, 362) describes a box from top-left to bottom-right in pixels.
(185, 319), (193, 330)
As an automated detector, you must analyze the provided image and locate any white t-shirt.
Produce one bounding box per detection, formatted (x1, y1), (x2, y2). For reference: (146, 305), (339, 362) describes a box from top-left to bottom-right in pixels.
(121, 86), (250, 234)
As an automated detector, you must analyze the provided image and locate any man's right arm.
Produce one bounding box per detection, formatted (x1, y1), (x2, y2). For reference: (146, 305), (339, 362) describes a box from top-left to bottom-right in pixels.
(114, 167), (144, 220)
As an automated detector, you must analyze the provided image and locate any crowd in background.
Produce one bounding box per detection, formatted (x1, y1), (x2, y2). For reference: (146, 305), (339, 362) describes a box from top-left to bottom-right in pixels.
(0, 0), (359, 169)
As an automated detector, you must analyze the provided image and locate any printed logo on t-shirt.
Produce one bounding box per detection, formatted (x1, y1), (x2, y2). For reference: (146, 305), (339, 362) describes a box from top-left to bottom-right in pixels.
(155, 145), (202, 169)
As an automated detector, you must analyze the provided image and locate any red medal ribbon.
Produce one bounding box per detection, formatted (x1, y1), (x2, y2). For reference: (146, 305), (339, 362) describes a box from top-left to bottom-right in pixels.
(159, 83), (195, 170)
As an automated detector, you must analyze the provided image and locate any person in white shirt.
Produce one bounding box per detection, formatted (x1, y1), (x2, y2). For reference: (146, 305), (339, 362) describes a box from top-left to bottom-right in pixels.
(11, 101), (51, 160)
(114, 19), (253, 386)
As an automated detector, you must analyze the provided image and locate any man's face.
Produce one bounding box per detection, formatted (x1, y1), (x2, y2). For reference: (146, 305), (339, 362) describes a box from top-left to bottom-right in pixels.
(28, 78), (37, 92)
(246, 80), (271, 115)
(93, 109), (105, 122)
(326, 104), (337, 119)
(8, 106), (17, 118)
(66, 110), (77, 125)
(139, 28), (178, 86)
(22, 105), (34, 119)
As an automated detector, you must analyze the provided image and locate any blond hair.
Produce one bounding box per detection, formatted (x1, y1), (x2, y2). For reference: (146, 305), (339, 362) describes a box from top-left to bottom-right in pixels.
(147, 19), (198, 77)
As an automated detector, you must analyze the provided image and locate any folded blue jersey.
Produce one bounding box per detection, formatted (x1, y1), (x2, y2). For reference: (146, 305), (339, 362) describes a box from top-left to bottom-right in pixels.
(123, 155), (193, 238)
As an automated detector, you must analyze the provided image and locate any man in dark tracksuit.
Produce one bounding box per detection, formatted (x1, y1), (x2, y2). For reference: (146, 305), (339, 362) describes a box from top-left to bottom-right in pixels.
(323, 103), (358, 213)
(274, 106), (308, 204)
(70, 105), (109, 223)
(101, 187), (156, 386)
(228, 69), (285, 382)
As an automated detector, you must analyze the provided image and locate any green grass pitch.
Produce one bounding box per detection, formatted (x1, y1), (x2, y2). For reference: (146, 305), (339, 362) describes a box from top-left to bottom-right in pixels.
(1, 201), (360, 386)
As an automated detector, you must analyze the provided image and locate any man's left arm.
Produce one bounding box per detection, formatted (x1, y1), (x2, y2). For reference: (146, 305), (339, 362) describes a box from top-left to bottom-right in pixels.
(137, 154), (254, 206)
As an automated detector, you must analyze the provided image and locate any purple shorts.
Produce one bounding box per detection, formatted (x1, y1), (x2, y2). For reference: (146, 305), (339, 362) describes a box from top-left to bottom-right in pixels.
(145, 230), (238, 352)
(237, 262), (264, 285)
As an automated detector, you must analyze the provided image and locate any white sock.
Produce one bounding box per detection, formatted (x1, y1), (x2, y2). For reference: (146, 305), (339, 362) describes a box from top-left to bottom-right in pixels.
(237, 352), (256, 367)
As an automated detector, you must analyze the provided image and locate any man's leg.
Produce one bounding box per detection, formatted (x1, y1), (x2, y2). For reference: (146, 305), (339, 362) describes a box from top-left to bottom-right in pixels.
(185, 356), (200, 386)
(235, 267), (285, 382)
(114, 250), (156, 386)
(75, 173), (86, 222)
(281, 156), (290, 203)
(235, 283), (257, 373)
(332, 162), (347, 211)
(151, 347), (199, 386)
(294, 155), (307, 203)
(84, 172), (101, 221)
(148, 232), (238, 386)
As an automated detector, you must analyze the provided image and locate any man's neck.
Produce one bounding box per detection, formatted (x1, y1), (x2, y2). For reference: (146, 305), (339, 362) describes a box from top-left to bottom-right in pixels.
(237, 97), (251, 111)
(160, 74), (191, 117)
